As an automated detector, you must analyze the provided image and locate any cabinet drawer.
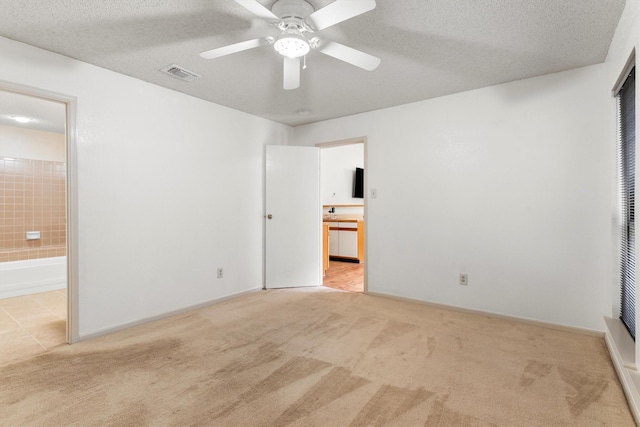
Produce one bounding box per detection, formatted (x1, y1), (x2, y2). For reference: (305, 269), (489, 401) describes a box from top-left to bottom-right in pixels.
(330, 222), (357, 230)
(339, 222), (358, 229)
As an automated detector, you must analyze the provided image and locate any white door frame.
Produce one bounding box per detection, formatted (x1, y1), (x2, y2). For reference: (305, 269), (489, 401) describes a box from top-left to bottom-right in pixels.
(0, 79), (79, 343)
(316, 136), (368, 294)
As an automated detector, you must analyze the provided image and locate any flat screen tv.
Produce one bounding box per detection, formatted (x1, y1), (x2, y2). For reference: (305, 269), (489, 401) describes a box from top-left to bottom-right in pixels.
(353, 167), (364, 198)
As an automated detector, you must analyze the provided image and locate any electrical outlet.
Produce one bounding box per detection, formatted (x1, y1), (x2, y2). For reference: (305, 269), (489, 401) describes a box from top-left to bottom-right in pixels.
(459, 273), (468, 286)
(217, 268), (223, 279)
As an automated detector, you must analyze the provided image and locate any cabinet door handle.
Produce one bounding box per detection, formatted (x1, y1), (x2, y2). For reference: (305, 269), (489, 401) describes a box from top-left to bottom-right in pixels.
(267, 214), (273, 219)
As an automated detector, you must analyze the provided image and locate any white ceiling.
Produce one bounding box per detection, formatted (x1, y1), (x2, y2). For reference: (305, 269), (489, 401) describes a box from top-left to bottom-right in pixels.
(0, 0), (626, 127)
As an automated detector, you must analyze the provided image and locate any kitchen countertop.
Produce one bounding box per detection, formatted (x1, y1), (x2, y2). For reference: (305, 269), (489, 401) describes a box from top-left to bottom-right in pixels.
(323, 215), (364, 223)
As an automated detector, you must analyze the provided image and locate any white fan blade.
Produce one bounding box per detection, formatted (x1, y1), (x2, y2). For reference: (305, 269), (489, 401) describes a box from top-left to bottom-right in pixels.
(234, 0), (279, 22)
(307, 0), (376, 31)
(315, 39), (380, 71)
(200, 38), (268, 59)
(283, 57), (300, 90)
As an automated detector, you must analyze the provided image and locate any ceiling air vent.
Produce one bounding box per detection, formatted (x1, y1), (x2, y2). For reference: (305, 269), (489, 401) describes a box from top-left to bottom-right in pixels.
(159, 64), (201, 82)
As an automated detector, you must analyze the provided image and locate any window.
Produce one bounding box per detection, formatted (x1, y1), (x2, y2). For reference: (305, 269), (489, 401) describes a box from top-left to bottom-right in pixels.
(618, 66), (636, 339)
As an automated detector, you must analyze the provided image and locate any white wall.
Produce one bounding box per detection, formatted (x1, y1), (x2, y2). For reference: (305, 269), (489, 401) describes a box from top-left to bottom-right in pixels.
(321, 143), (364, 206)
(294, 65), (610, 331)
(0, 36), (292, 337)
(0, 124), (65, 161)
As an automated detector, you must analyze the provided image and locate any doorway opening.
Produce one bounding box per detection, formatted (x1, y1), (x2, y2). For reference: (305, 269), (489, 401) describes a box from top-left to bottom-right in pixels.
(318, 138), (366, 293)
(0, 82), (77, 364)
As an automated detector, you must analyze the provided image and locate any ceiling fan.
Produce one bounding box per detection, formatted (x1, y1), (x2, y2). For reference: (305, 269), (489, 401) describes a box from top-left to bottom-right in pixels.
(200, 0), (381, 90)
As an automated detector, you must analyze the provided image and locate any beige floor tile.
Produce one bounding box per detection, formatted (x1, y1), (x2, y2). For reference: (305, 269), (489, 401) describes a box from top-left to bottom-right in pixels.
(0, 295), (42, 310)
(20, 311), (62, 327)
(50, 306), (67, 319)
(1, 297), (55, 323)
(0, 329), (45, 366)
(0, 308), (21, 332)
(28, 291), (66, 318)
(0, 290), (67, 365)
(23, 318), (66, 349)
(29, 290), (66, 307)
(0, 295), (26, 307)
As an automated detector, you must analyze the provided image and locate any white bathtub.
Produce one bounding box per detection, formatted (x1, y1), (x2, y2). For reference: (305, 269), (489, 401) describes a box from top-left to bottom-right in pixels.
(0, 256), (66, 298)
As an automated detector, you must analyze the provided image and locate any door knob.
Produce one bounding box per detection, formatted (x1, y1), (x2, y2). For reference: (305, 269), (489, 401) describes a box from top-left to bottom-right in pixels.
(267, 214), (273, 219)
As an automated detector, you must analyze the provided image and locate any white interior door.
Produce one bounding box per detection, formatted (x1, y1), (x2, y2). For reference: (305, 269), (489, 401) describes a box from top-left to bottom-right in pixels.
(266, 145), (321, 288)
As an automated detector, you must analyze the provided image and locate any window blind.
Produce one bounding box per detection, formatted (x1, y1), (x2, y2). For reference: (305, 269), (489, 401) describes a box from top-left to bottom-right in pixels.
(619, 66), (636, 339)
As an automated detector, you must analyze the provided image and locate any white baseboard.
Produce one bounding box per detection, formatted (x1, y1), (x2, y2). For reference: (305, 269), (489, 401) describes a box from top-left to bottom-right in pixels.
(365, 291), (603, 337)
(78, 288), (262, 341)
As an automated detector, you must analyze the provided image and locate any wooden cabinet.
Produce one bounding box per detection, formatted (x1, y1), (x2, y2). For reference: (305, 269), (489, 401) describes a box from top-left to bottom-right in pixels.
(328, 223), (340, 257)
(357, 221), (364, 263)
(322, 222), (329, 276)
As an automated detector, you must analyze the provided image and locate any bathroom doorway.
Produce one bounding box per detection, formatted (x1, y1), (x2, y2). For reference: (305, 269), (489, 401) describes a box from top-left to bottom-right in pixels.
(318, 138), (366, 293)
(0, 86), (75, 364)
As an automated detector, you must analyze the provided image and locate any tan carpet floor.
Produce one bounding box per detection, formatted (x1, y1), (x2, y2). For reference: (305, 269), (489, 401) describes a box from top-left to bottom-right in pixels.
(0, 288), (634, 426)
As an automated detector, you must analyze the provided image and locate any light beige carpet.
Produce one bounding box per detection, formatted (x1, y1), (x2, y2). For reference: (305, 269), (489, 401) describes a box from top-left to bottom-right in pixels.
(0, 288), (634, 426)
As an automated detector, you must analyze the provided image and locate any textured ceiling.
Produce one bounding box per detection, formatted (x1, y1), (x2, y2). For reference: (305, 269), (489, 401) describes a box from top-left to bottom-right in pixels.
(0, 0), (627, 127)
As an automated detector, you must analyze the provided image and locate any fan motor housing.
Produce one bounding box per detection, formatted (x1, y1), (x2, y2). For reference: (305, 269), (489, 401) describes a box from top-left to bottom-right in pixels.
(272, 0), (314, 20)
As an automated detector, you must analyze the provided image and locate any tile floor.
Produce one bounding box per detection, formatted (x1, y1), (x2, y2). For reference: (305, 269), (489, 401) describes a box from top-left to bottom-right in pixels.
(323, 260), (364, 293)
(0, 289), (67, 366)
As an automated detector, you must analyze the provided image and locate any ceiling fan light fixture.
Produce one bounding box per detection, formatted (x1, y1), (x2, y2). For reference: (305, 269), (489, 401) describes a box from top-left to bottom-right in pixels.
(274, 30), (310, 58)
(201, 0), (381, 92)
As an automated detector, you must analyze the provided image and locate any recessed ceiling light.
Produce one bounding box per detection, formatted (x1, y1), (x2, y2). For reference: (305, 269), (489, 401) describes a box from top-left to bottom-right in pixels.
(10, 115), (35, 124)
